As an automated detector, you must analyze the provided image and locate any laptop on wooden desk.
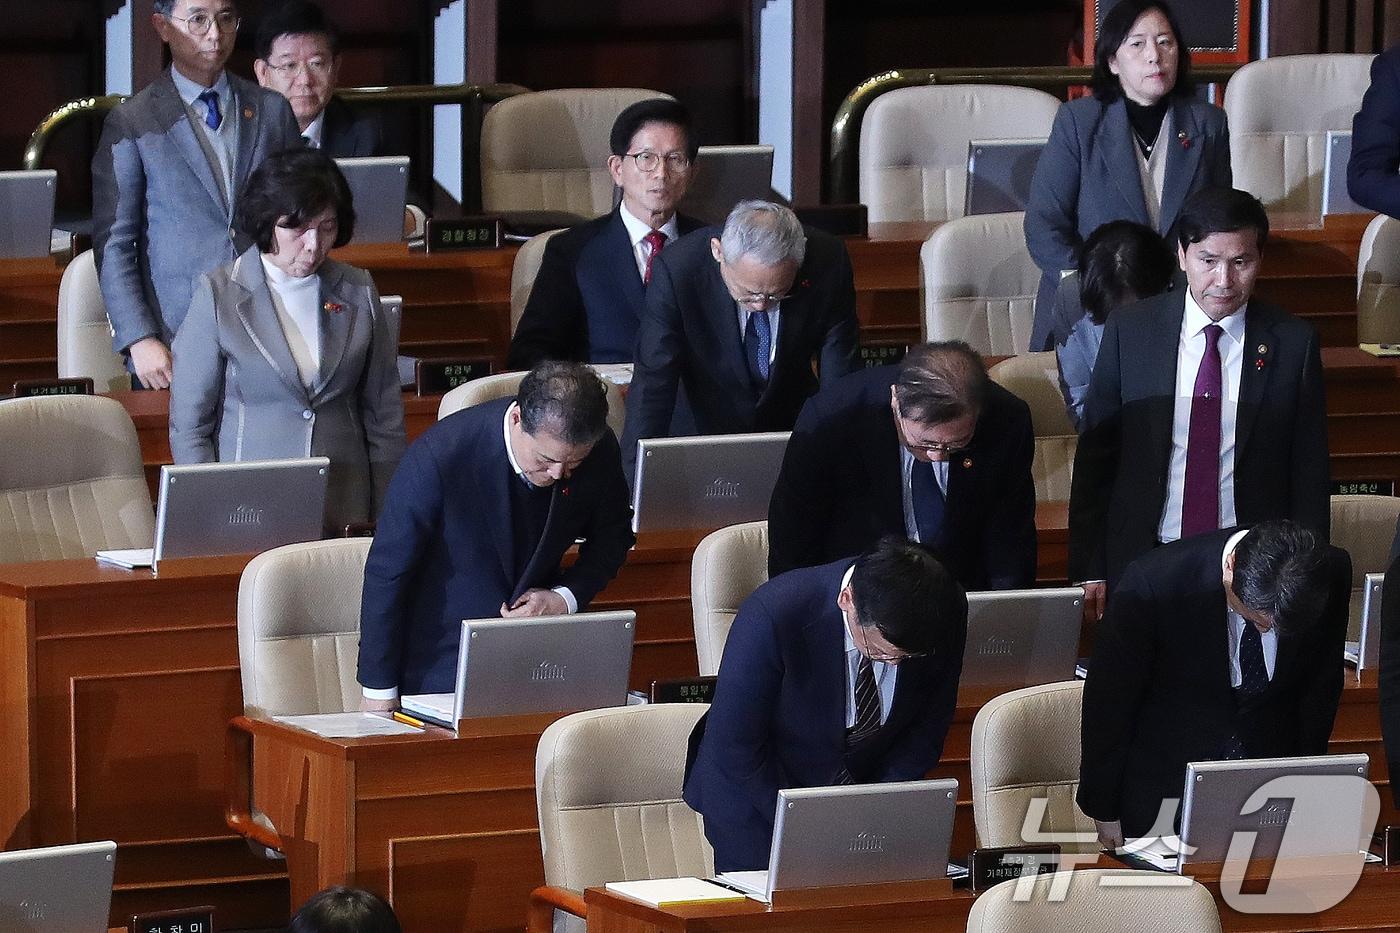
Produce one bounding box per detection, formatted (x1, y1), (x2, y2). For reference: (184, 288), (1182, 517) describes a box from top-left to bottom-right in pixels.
(631, 432), (789, 533)
(0, 840), (115, 932)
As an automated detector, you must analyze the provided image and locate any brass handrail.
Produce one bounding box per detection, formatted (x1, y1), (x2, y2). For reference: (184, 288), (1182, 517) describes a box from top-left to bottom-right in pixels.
(828, 63), (1244, 204)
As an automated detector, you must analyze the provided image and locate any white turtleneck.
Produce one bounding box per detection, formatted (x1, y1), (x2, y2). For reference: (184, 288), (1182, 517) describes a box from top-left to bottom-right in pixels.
(260, 254), (322, 388)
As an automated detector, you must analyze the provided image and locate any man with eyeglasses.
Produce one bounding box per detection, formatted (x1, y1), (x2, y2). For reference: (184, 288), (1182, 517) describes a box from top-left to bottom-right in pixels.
(92, 0), (301, 391)
(254, 0), (381, 156)
(682, 536), (969, 871)
(508, 98), (705, 369)
(768, 341), (1037, 591)
(620, 199), (859, 479)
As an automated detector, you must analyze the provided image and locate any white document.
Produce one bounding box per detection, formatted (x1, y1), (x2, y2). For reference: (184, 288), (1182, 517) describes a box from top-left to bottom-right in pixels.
(714, 870), (769, 902)
(605, 877), (747, 907)
(273, 712), (422, 738)
(95, 548), (155, 569)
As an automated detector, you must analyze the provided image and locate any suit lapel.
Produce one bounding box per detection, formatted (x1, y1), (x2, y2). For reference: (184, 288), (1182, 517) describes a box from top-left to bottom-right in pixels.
(230, 78), (260, 196)
(1096, 100), (1152, 226)
(865, 411), (908, 534)
(477, 411), (519, 587)
(705, 261), (756, 397)
(601, 210), (647, 321)
(1145, 292), (1188, 477)
(1158, 100), (1205, 234)
(232, 251), (310, 402)
(312, 262), (356, 399)
(153, 74), (228, 215)
(515, 481), (565, 599)
(808, 593), (852, 757)
(1235, 306), (1276, 458)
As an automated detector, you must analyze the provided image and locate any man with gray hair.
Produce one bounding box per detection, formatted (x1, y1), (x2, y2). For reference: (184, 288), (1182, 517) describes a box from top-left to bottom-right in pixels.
(768, 341), (1037, 590)
(620, 200), (859, 476)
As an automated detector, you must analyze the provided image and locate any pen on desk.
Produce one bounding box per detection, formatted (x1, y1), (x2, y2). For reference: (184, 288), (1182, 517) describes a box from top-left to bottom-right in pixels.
(391, 711), (425, 729)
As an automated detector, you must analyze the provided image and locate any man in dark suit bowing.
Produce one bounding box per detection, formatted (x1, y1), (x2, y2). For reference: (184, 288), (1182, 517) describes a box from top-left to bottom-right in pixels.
(1380, 551), (1400, 809)
(620, 200), (859, 476)
(1069, 187), (1330, 619)
(507, 98), (705, 368)
(767, 341), (1037, 591)
(683, 537), (969, 871)
(356, 361), (634, 708)
(1079, 520), (1349, 847)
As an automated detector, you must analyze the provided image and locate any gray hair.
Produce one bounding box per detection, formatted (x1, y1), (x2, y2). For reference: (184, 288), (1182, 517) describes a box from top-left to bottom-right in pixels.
(719, 200), (807, 267)
(895, 341), (989, 425)
(153, 0), (177, 14)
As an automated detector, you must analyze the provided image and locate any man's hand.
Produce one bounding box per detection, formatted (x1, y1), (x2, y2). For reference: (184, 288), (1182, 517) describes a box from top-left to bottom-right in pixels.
(360, 696), (398, 713)
(129, 337), (173, 389)
(501, 588), (568, 617)
(1080, 581), (1106, 624)
(1095, 819), (1124, 850)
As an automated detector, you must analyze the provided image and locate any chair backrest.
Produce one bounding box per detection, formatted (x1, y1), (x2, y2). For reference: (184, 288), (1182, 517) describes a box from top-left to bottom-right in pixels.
(988, 352), (1076, 502)
(481, 88), (671, 217)
(859, 84), (1060, 223)
(970, 681), (1094, 852)
(437, 369), (628, 440)
(0, 395), (153, 562)
(965, 868), (1222, 933)
(56, 250), (129, 393)
(921, 212), (1040, 355)
(1356, 213), (1400, 344)
(1331, 493), (1400, 639)
(690, 521), (769, 676)
(1223, 53), (1375, 213)
(536, 704), (713, 922)
(236, 538), (373, 718)
(511, 228), (567, 335)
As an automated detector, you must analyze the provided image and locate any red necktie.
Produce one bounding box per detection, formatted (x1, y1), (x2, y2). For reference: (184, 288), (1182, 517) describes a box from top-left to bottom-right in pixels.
(1181, 323), (1224, 538)
(642, 229), (667, 285)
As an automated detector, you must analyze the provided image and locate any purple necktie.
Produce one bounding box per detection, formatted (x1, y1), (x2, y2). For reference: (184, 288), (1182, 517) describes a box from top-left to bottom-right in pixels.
(1182, 323), (1224, 538)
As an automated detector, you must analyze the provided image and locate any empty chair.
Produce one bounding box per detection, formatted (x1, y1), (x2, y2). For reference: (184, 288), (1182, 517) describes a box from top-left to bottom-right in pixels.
(1356, 213), (1400, 344)
(966, 867), (1222, 933)
(531, 703), (712, 932)
(481, 88), (670, 218)
(690, 521), (769, 676)
(56, 249), (128, 393)
(1223, 53), (1375, 213)
(970, 681), (1094, 852)
(859, 84), (1060, 223)
(921, 211), (1040, 355)
(437, 369), (627, 441)
(0, 395), (153, 563)
(988, 352), (1076, 502)
(1331, 493), (1400, 636)
(511, 229), (567, 336)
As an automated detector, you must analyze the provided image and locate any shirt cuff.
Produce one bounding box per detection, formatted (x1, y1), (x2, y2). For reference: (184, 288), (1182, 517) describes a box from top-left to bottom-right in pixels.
(361, 685), (400, 701)
(553, 586), (579, 614)
(1059, 268), (1075, 279)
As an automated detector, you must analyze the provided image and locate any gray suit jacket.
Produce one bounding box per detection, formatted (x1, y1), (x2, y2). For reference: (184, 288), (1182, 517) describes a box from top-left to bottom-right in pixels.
(169, 247), (406, 533)
(93, 70), (302, 356)
(1024, 95), (1231, 350)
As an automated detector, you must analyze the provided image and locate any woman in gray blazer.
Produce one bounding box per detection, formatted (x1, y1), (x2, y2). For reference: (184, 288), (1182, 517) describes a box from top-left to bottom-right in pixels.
(1025, 0), (1230, 351)
(170, 148), (406, 534)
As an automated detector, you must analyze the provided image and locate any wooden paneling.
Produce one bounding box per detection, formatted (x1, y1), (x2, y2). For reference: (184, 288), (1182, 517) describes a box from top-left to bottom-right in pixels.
(388, 831), (544, 932)
(1268, 0), (1400, 54)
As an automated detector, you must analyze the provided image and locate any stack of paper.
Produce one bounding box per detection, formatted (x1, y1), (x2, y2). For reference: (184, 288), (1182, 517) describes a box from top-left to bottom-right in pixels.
(272, 712), (422, 738)
(604, 877), (747, 907)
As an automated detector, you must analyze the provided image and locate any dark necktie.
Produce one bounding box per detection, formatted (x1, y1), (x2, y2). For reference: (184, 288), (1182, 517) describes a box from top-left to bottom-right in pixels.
(1223, 619), (1270, 759)
(302, 134), (315, 148)
(1181, 323), (1224, 538)
(744, 311), (772, 385)
(197, 89), (222, 131)
(910, 459), (946, 551)
(641, 229), (666, 285)
(849, 654), (882, 745)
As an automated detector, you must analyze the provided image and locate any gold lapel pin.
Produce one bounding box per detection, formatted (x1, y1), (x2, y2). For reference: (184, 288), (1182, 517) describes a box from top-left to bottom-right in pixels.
(1257, 344), (1267, 354)
(961, 457), (973, 469)
(243, 107), (254, 119)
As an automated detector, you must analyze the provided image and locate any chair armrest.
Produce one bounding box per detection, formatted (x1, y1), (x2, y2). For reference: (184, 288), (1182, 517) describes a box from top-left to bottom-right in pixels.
(526, 885), (586, 933)
(224, 715), (283, 851)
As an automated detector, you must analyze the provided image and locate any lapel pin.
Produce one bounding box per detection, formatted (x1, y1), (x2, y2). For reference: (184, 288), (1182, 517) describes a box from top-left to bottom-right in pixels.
(242, 107), (254, 119)
(1178, 130), (1190, 150)
(323, 301), (343, 314)
(961, 457), (973, 469)
(1257, 344), (1267, 355)
(1256, 358), (1266, 370)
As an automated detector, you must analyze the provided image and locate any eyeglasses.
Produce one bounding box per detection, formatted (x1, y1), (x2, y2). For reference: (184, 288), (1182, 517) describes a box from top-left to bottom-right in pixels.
(623, 150), (692, 174)
(892, 402), (974, 456)
(853, 621), (925, 663)
(266, 58), (333, 79)
(167, 10), (240, 36)
(716, 260), (793, 308)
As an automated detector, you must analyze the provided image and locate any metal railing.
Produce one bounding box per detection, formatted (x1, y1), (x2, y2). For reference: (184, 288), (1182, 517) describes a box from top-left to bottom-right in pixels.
(828, 64), (1243, 205)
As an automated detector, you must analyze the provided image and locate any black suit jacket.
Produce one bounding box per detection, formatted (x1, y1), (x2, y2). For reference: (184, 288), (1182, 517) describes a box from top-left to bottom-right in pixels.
(766, 366), (1037, 590)
(507, 208), (705, 368)
(1381, 552), (1400, 807)
(620, 225), (859, 475)
(356, 397), (634, 695)
(1068, 292), (1330, 588)
(320, 97), (383, 158)
(1078, 529), (1350, 838)
(1349, 45), (1400, 218)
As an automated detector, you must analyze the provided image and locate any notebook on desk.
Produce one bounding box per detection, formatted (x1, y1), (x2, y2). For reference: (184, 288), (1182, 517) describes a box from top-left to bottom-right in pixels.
(0, 839), (115, 932)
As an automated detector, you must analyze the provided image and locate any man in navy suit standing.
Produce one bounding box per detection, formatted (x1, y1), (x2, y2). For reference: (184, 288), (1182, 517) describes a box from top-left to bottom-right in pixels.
(683, 537), (969, 871)
(357, 361), (634, 708)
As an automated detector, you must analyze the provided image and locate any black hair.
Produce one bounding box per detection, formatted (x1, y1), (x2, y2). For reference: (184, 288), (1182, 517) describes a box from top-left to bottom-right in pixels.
(850, 537), (967, 657)
(1231, 520), (1333, 636)
(1078, 220), (1176, 325)
(893, 341), (990, 425)
(235, 147), (355, 253)
(288, 886), (402, 933)
(1175, 186), (1270, 253)
(1091, 0), (1195, 103)
(256, 0), (340, 61)
(516, 361), (610, 446)
(609, 98), (699, 162)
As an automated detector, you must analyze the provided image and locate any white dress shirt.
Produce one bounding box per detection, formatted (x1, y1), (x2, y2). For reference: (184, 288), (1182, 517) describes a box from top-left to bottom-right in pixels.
(1222, 528), (1278, 684)
(899, 445), (950, 544)
(1157, 288), (1246, 543)
(260, 256), (322, 388)
(840, 565), (897, 727)
(170, 67), (239, 203)
(617, 204), (680, 281)
(301, 111), (325, 148)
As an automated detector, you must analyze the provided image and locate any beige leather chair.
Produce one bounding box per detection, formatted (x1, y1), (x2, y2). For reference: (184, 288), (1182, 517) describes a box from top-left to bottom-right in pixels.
(437, 369), (628, 440)
(966, 868), (1222, 933)
(532, 703), (712, 932)
(1223, 54), (1375, 214)
(512, 228), (567, 335)
(481, 88), (670, 218)
(1331, 494), (1400, 638)
(859, 85), (1060, 223)
(1356, 213), (1400, 344)
(921, 211), (1040, 355)
(235, 538), (372, 719)
(691, 521), (769, 676)
(989, 352), (1076, 502)
(56, 249), (129, 393)
(970, 681), (1095, 852)
(0, 395), (153, 563)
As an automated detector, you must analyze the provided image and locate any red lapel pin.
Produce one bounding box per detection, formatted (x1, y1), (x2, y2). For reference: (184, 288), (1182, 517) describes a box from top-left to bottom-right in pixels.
(323, 301), (343, 314)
